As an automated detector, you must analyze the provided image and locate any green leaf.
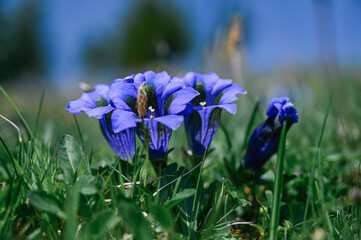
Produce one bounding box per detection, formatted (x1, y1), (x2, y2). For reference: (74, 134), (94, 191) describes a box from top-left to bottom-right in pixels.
(28, 190), (66, 219)
(117, 196), (152, 240)
(165, 188), (196, 209)
(223, 177), (251, 207)
(63, 182), (81, 239)
(151, 206), (174, 231)
(78, 174), (97, 195)
(87, 209), (120, 239)
(55, 134), (89, 184)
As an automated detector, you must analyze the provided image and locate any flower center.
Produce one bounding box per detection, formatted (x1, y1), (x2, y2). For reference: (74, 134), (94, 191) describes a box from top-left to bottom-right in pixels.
(199, 101), (206, 107)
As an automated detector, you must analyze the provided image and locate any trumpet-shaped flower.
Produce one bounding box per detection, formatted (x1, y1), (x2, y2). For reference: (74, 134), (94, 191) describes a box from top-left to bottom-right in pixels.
(244, 97), (298, 171)
(108, 71), (199, 160)
(178, 72), (247, 157)
(66, 84), (135, 161)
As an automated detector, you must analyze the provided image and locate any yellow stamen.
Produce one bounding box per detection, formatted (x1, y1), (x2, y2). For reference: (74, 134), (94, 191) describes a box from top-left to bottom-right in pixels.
(149, 106), (155, 119)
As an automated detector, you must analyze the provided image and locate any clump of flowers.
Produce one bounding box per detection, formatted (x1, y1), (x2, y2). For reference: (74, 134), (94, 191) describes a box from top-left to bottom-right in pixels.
(66, 71), (246, 168)
(107, 71), (199, 162)
(66, 84), (135, 161)
(244, 97), (298, 171)
(176, 72), (247, 158)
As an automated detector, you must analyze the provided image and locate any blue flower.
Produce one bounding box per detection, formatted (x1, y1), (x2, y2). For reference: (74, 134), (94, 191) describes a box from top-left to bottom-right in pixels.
(178, 72), (247, 157)
(66, 84), (136, 161)
(244, 97), (298, 171)
(108, 71), (199, 160)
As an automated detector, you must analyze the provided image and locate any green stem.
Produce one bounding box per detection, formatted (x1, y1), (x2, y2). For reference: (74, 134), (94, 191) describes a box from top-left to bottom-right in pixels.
(270, 122), (288, 240)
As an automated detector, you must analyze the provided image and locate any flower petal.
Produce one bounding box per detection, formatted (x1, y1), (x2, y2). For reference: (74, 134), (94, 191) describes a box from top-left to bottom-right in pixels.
(200, 73), (219, 98)
(93, 84), (110, 102)
(209, 79), (232, 104)
(162, 77), (184, 102)
(168, 87), (200, 115)
(86, 106), (113, 119)
(184, 106), (222, 157)
(182, 72), (197, 87)
(67, 97), (95, 115)
(99, 117), (135, 161)
(216, 104), (238, 115)
(283, 102), (298, 123)
(219, 84), (247, 105)
(111, 109), (139, 133)
(136, 119), (173, 160)
(66, 84), (111, 117)
(108, 77), (137, 110)
(145, 71), (171, 109)
(266, 97), (289, 117)
(153, 115), (184, 131)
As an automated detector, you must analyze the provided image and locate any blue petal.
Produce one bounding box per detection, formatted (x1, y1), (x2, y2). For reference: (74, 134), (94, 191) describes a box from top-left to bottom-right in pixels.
(283, 102), (298, 123)
(219, 84), (247, 105)
(111, 109), (139, 133)
(153, 71), (171, 97)
(145, 71), (171, 109)
(92, 84), (110, 102)
(209, 79), (232, 104)
(168, 87), (200, 115)
(108, 77), (137, 110)
(184, 106), (222, 157)
(66, 84), (111, 118)
(181, 72), (197, 88)
(136, 120), (173, 160)
(133, 73), (146, 89)
(86, 106), (113, 119)
(219, 104), (237, 114)
(200, 73), (219, 101)
(67, 97), (95, 115)
(162, 77), (185, 102)
(99, 117), (135, 161)
(266, 97), (289, 117)
(153, 115), (184, 131)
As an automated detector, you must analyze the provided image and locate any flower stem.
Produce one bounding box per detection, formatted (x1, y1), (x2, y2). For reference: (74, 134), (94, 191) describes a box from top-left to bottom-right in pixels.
(269, 122), (287, 240)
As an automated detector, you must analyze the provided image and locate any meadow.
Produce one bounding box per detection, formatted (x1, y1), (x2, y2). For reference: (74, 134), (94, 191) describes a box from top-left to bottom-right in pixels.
(0, 68), (361, 240)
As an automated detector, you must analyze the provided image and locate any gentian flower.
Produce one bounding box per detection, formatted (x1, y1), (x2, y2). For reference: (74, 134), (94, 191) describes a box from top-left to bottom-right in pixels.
(244, 97), (298, 171)
(107, 71), (199, 161)
(66, 84), (135, 161)
(178, 72), (247, 157)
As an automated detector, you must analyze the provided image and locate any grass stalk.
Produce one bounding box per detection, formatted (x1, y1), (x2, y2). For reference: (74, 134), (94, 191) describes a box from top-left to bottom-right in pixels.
(269, 122), (288, 240)
(34, 86), (46, 136)
(0, 86), (34, 139)
(303, 99), (331, 232)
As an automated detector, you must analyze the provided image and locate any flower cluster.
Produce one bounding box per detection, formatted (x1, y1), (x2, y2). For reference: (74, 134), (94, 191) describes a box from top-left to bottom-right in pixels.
(244, 97), (298, 171)
(67, 71), (246, 165)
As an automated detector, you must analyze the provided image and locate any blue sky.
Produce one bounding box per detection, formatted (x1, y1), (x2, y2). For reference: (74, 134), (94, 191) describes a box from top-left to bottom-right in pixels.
(2, 0), (361, 84)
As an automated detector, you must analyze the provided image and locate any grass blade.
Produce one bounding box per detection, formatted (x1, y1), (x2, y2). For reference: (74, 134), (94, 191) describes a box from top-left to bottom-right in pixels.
(303, 99), (331, 231)
(0, 86), (34, 139)
(269, 122), (288, 240)
(34, 86), (46, 135)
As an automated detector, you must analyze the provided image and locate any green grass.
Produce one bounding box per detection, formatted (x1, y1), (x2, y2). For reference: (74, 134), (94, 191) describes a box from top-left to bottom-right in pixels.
(0, 71), (361, 239)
